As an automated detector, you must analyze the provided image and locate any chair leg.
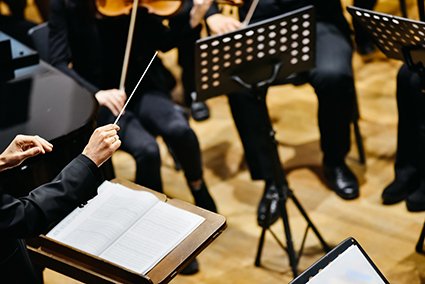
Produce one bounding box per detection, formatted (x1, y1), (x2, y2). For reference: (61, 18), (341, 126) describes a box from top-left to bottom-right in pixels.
(400, 0), (408, 18)
(418, 0), (425, 21)
(352, 92), (366, 165)
(416, 221), (425, 253)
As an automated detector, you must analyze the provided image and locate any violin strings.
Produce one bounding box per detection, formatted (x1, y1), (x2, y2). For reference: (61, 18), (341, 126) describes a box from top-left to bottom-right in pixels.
(114, 51), (159, 125)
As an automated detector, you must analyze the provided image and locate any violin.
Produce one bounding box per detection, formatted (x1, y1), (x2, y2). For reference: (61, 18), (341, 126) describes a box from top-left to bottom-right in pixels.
(95, 0), (245, 99)
(96, 0), (243, 18)
(96, 0), (182, 17)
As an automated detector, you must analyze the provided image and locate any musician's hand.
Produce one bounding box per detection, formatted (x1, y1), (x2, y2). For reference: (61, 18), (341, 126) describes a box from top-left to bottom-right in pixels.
(0, 135), (53, 172)
(95, 89), (127, 116)
(206, 14), (241, 34)
(190, 0), (213, 28)
(82, 124), (121, 167)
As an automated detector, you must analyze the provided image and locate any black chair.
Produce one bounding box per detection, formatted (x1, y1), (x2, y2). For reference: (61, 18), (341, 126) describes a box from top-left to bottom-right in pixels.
(399, 0), (425, 20)
(27, 22), (49, 62)
(416, 221), (425, 254)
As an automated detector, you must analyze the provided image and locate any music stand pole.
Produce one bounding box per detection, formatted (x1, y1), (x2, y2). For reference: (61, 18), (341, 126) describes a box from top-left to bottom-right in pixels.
(231, 62), (330, 276)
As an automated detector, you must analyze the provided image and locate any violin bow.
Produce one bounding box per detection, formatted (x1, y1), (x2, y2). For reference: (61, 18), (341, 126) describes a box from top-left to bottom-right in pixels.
(119, 0), (139, 90)
(241, 0), (259, 27)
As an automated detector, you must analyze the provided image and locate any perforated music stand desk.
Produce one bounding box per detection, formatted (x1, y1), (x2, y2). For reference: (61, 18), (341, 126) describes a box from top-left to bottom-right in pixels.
(347, 6), (425, 63)
(27, 178), (227, 284)
(348, 6), (425, 255)
(290, 237), (389, 284)
(194, 5), (316, 102)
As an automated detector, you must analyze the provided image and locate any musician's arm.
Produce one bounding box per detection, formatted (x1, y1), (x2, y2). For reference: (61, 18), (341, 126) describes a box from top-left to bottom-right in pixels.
(0, 124), (120, 239)
(141, 11), (202, 53)
(0, 155), (101, 239)
(205, 2), (221, 18)
(48, 0), (100, 94)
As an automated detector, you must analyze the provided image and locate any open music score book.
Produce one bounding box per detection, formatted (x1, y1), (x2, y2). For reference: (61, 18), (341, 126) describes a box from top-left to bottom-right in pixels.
(46, 181), (205, 275)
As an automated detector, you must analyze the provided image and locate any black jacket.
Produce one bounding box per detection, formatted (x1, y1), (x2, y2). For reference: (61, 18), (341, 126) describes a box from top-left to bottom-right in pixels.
(0, 154), (102, 283)
(48, 0), (202, 96)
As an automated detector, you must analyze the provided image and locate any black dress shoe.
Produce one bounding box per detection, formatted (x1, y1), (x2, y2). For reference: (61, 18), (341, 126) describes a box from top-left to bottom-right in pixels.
(382, 176), (419, 205)
(257, 183), (280, 228)
(323, 163), (359, 200)
(191, 101), (210, 122)
(190, 180), (218, 213)
(406, 182), (425, 212)
(356, 40), (376, 56)
(180, 258), (199, 275)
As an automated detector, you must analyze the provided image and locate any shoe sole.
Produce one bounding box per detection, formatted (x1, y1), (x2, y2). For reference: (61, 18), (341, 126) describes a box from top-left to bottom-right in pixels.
(406, 201), (425, 212)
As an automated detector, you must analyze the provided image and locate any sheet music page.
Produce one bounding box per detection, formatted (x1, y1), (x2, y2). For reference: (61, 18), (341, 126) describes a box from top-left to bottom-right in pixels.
(47, 181), (206, 275)
(99, 200), (205, 275)
(47, 181), (160, 256)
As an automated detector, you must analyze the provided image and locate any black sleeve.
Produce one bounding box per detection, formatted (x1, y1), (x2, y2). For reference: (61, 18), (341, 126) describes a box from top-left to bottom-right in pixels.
(205, 3), (221, 19)
(48, 0), (100, 94)
(140, 10), (202, 53)
(0, 154), (102, 239)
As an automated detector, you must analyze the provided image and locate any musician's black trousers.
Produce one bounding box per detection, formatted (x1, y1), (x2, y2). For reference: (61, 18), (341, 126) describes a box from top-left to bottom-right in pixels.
(392, 64), (425, 181)
(106, 91), (202, 193)
(227, 22), (356, 181)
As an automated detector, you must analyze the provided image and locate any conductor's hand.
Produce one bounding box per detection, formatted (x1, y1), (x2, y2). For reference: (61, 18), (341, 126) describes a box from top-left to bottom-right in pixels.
(95, 89), (127, 116)
(206, 14), (241, 35)
(82, 124), (121, 167)
(0, 135), (53, 172)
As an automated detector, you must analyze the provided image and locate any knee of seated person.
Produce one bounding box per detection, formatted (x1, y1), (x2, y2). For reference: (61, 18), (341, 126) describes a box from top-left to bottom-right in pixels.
(167, 121), (194, 141)
(397, 65), (421, 89)
(314, 70), (354, 95)
(136, 142), (161, 163)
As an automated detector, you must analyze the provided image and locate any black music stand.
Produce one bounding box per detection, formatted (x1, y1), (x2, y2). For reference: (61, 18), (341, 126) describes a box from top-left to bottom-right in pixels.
(348, 6), (425, 255)
(195, 6), (330, 277)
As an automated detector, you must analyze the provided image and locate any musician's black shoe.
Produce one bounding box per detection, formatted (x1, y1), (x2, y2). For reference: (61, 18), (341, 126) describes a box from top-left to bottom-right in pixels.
(180, 258), (199, 275)
(382, 176), (419, 205)
(257, 183), (280, 228)
(406, 182), (425, 212)
(323, 163), (359, 200)
(356, 40), (376, 56)
(190, 180), (217, 213)
(191, 101), (210, 122)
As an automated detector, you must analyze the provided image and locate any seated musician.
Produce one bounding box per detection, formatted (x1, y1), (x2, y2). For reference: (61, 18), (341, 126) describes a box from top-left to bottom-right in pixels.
(352, 0), (377, 56)
(204, 0), (359, 227)
(381, 64), (425, 212)
(48, 0), (216, 274)
(0, 124), (121, 284)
